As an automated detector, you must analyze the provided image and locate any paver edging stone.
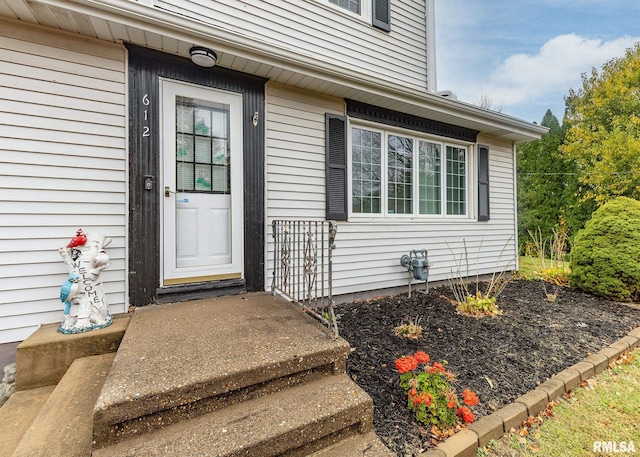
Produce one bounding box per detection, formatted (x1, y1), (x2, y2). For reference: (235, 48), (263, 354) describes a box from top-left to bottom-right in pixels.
(466, 414), (504, 447)
(597, 346), (623, 365)
(536, 378), (565, 402)
(435, 429), (478, 457)
(552, 367), (581, 391)
(492, 402), (528, 432)
(426, 326), (640, 457)
(619, 335), (639, 350)
(584, 352), (609, 375)
(514, 389), (548, 417)
(571, 360), (595, 382)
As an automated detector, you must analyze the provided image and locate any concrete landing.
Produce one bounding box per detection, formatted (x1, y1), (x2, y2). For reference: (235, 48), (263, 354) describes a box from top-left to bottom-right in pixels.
(16, 314), (129, 391)
(94, 292), (351, 447)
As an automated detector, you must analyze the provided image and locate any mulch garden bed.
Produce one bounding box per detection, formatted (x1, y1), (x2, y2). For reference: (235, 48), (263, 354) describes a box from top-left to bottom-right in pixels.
(335, 279), (640, 456)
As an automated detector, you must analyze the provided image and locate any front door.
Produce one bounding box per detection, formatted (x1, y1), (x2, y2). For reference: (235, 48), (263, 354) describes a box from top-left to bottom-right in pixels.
(160, 79), (243, 286)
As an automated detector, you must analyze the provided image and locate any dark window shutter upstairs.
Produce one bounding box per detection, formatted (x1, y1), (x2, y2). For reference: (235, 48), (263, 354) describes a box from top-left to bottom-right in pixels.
(372, 0), (391, 32)
(325, 113), (348, 221)
(478, 144), (490, 221)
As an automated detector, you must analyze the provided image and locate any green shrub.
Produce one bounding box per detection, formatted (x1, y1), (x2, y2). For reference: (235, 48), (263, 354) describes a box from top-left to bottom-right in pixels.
(569, 197), (640, 301)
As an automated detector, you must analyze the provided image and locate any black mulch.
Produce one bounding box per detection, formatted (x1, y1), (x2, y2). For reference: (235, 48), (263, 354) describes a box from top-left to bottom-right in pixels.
(334, 279), (640, 456)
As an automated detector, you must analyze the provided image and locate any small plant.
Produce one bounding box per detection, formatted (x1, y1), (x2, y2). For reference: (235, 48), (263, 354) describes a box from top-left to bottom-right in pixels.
(540, 266), (569, 286)
(447, 238), (512, 317)
(456, 292), (502, 317)
(393, 316), (423, 339)
(396, 351), (479, 431)
(542, 282), (559, 302)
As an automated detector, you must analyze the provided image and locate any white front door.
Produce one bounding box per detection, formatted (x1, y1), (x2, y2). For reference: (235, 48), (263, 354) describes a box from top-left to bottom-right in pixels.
(161, 79), (243, 286)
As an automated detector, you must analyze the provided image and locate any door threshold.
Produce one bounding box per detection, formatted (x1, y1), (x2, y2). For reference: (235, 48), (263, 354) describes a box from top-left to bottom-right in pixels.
(156, 278), (246, 304)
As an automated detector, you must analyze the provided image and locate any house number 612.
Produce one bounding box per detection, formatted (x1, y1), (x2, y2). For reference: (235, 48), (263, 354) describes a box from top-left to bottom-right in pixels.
(142, 94), (150, 138)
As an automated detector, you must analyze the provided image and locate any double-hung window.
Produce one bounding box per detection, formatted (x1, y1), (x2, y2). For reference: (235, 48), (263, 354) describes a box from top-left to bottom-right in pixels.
(329, 0), (361, 14)
(323, 0), (391, 31)
(350, 126), (470, 218)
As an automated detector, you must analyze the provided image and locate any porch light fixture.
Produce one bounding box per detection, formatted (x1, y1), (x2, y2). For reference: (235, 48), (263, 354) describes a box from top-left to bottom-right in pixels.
(190, 46), (217, 68)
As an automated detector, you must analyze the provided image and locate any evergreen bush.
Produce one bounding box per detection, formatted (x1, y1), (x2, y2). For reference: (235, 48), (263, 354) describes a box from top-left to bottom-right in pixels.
(569, 197), (640, 301)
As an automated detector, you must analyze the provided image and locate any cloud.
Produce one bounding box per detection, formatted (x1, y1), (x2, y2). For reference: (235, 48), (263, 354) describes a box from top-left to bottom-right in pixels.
(481, 34), (640, 107)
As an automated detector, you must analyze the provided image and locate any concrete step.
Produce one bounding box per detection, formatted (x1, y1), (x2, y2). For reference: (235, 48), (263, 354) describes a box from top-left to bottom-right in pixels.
(93, 372), (373, 457)
(11, 353), (115, 457)
(305, 431), (395, 457)
(0, 385), (55, 456)
(16, 314), (129, 391)
(93, 292), (350, 447)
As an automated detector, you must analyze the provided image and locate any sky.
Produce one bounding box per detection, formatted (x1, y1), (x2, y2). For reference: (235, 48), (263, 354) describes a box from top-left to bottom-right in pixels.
(435, 0), (640, 124)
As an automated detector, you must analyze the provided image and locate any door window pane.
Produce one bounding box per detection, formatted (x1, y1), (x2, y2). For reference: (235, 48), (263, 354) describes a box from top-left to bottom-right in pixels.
(176, 96), (230, 194)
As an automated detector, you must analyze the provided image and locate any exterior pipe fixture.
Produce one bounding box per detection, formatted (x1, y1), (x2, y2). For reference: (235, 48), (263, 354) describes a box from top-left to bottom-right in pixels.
(400, 249), (430, 298)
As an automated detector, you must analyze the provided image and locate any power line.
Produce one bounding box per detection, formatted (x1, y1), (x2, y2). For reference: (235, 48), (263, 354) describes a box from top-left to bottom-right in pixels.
(517, 171), (640, 176)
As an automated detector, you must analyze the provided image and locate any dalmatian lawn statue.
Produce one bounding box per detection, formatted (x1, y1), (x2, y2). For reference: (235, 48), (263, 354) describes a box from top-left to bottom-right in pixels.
(57, 228), (113, 334)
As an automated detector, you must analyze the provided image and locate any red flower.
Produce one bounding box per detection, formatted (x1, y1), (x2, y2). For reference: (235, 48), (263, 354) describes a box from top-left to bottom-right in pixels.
(429, 362), (446, 374)
(421, 393), (433, 406)
(447, 400), (456, 409)
(395, 356), (419, 373)
(413, 351), (430, 364)
(409, 387), (418, 398)
(457, 406), (475, 423)
(462, 389), (479, 407)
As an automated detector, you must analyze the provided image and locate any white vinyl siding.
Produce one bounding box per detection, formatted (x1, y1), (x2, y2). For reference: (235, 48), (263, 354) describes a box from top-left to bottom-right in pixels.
(0, 20), (127, 343)
(265, 84), (518, 297)
(155, 0), (427, 92)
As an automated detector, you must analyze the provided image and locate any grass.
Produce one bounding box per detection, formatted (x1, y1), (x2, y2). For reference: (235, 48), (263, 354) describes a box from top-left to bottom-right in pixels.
(482, 349), (640, 456)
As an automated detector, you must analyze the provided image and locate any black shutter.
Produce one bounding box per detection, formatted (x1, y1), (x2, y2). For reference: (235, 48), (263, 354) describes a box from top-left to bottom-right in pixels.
(478, 144), (490, 221)
(372, 0), (391, 32)
(325, 113), (348, 221)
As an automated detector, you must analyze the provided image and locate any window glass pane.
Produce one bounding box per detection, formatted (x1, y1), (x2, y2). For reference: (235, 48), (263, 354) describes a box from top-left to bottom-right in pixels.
(446, 146), (466, 215)
(194, 108), (211, 136)
(387, 135), (413, 214)
(195, 164), (212, 191)
(176, 104), (193, 134)
(195, 137), (212, 163)
(329, 0), (360, 14)
(177, 162), (194, 191)
(352, 128), (382, 214)
(418, 141), (441, 214)
(177, 134), (194, 161)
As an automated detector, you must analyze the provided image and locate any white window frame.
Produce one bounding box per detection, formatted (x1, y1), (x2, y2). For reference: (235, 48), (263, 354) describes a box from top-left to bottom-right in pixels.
(348, 121), (475, 221)
(321, 0), (372, 23)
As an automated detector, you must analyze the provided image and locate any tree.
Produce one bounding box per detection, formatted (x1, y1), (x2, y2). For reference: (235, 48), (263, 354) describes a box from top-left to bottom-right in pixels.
(517, 110), (576, 251)
(475, 94), (503, 113)
(562, 43), (640, 204)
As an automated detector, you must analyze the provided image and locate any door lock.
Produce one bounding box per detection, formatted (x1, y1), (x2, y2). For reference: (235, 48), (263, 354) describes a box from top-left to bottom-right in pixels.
(164, 186), (176, 197)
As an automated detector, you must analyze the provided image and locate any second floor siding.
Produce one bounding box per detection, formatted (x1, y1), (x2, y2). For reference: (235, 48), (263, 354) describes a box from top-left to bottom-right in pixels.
(154, 0), (430, 92)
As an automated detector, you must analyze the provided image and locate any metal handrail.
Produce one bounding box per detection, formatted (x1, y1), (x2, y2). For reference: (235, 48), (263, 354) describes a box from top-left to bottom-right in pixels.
(271, 220), (338, 335)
